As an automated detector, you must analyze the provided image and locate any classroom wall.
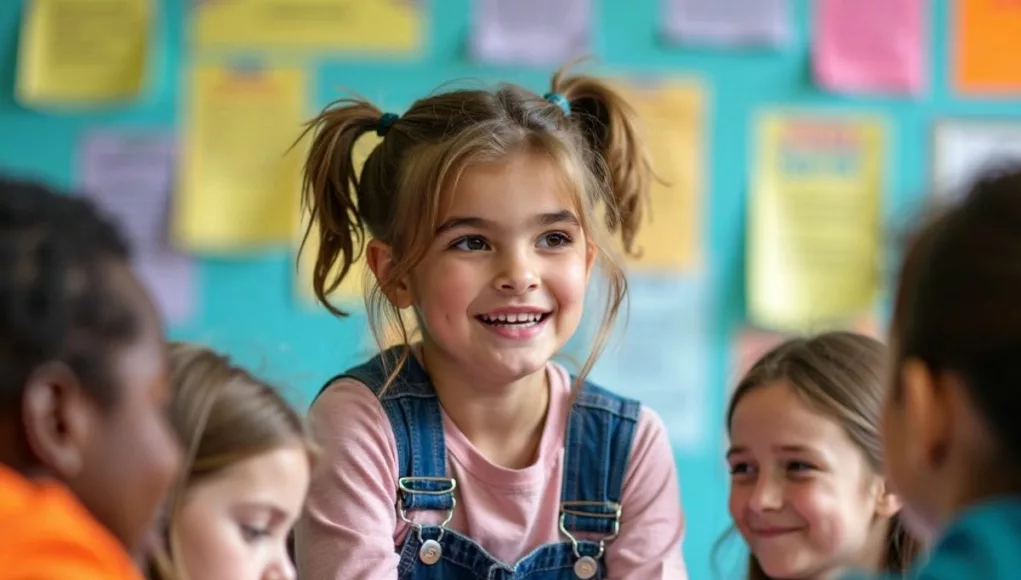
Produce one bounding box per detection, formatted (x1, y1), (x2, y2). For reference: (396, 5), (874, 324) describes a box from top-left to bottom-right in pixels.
(3, 1), (1021, 578)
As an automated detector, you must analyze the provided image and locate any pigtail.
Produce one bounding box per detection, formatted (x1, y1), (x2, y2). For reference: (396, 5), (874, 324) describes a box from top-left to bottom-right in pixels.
(297, 99), (384, 317)
(551, 67), (652, 257)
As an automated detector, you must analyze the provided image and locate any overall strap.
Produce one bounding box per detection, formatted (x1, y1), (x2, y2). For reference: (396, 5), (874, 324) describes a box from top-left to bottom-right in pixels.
(560, 379), (642, 539)
(317, 347), (454, 512)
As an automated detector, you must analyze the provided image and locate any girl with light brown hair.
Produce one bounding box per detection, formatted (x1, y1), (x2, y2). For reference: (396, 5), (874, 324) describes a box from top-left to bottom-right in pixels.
(293, 63), (688, 579)
(150, 342), (315, 580)
(720, 331), (924, 579)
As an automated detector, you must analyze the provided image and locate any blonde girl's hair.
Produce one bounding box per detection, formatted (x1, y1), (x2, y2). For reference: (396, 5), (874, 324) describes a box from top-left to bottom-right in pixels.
(149, 342), (317, 580)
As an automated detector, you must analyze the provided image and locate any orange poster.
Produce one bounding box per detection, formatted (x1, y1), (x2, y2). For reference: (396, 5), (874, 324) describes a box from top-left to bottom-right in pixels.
(954, 0), (1021, 94)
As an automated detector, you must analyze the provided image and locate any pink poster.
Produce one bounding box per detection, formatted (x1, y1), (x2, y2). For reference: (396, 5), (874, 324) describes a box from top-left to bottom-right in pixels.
(730, 317), (882, 392)
(813, 0), (925, 95)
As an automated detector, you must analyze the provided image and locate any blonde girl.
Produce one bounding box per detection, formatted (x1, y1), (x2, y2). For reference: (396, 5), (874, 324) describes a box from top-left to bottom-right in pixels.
(150, 342), (316, 580)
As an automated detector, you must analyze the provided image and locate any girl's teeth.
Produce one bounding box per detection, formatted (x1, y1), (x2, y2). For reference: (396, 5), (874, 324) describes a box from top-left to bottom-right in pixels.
(482, 313), (544, 324)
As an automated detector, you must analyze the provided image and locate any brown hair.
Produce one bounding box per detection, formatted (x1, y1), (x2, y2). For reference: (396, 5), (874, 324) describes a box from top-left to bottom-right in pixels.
(891, 166), (1021, 478)
(298, 62), (652, 388)
(715, 332), (924, 579)
(149, 342), (316, 580)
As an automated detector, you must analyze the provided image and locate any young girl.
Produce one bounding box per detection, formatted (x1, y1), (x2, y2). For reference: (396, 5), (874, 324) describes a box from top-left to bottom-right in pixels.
(149, 342), (315, 580)
(0, 177), (181, 578)
(722, 332), (924, 579)
(293, 66), (687, 578)
(857, 166), (1021, 579)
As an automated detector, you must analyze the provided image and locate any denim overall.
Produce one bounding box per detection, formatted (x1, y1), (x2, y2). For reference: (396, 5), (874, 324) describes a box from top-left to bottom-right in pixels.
(327, 347), (640, 580)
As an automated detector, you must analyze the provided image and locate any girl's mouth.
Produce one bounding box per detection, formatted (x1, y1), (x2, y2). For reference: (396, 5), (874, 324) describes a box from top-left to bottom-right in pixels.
(476, 312), (551, 328)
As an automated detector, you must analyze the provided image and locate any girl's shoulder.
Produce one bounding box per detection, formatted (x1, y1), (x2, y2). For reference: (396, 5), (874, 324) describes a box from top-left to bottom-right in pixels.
(0, 466), (142, 580)
(308, 376), (396, 457)
(311, 374), (386, 417)
(554, 365), (670, 465)
(847, 499), (1021, 580)
(911, 498), (1021, 580)
(556, 364), (665, 433)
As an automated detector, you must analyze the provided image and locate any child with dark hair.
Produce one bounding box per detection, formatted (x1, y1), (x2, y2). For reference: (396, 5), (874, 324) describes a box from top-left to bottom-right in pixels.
(853, 165), (1021, 579)
(0, 177), (181, 578)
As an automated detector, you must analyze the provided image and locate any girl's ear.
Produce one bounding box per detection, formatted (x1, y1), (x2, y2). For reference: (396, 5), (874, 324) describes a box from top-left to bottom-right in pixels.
(584, 237), (597, 281)
(366, 239), (413, 309)
(874, 478), (903, 519)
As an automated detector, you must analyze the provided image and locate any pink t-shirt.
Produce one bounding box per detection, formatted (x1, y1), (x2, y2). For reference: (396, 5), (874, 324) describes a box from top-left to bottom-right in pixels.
(294, 361), (688, 579)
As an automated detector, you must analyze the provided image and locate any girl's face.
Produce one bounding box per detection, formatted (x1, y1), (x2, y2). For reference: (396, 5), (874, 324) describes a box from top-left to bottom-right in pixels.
(66, 262), (182, 555)
(404, 150), (595, 386)
(727, 381), (894, 579)
(881, 354), (988, 540)
(175, 444), (310, 580)
(880, 359), (934, 539)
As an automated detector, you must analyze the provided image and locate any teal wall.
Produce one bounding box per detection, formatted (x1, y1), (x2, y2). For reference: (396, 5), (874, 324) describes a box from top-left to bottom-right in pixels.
(3, 1), (1021, 578)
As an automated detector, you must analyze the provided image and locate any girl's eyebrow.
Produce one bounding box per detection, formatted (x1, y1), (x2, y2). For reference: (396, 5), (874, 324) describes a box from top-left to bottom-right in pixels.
(538, 209), (579, 226)
(726, 443), (820, 458)
(773, 444), (815, 454)
(725, 445), (747, 459)
(435, 216), (490, 235)
(236, 501), (290, 524)
(435, 210), (579, 235)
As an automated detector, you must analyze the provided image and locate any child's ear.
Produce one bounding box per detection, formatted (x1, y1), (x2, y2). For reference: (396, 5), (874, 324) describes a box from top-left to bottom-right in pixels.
(900, 358), (953, 471)
(21, 361), (95, 478)
(874, 478), (903, 519)
(585, 237), (597, 277)
(366, 239), (414, 309)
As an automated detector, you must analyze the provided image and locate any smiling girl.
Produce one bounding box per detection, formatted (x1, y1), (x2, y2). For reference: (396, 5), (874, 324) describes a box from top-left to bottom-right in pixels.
(293, 65), (688, 579)
(722, 332), (924, 579)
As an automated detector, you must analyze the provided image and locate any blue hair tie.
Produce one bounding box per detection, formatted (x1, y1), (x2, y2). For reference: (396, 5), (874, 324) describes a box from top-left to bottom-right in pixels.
(544, 92), (571, 116)
(376, 112), (399, 137)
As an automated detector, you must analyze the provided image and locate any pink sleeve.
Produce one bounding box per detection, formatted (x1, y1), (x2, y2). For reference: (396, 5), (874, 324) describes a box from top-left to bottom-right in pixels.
(604, 407), (688, 580)
(293, 379), (401, 580)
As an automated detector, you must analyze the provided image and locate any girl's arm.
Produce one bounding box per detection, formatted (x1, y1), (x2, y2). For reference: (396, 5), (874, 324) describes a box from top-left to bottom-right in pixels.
(604, 407), (688, 580)
(294, 380), (401, 580)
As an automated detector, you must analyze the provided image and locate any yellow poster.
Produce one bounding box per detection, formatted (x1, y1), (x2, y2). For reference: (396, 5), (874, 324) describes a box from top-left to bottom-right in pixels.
(619, 80), (704, 272)
(175, 63), (306, 252)
(295, 133), (379, 309)
(747, 112), (885, 333)
(191, 0), (422, 54)
(17, 0), (151, 106)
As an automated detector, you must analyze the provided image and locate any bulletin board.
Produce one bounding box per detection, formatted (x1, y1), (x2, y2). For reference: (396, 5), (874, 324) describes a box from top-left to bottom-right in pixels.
(3, 1), (1021, 577)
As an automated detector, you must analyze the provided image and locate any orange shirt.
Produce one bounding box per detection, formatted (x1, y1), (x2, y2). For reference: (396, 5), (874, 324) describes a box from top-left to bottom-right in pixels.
(0, 464), (143, 580)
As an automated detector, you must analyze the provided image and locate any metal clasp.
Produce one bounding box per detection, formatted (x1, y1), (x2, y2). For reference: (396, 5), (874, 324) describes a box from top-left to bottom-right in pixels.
(397, 477), (457, 543)
(558, 500), (622, 559)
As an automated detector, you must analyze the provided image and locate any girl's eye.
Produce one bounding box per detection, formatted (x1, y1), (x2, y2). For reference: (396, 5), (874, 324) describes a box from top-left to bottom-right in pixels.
(729, 462), (753, 476)
(538, 232), (572, 249)
(786, 461), (815, 473)
(451, 236), (489, 252)
(240, 524), (271, 543)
